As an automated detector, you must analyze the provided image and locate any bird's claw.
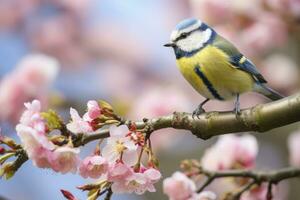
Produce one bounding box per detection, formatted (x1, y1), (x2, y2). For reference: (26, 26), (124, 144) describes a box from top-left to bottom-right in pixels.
(192, 107), (205, 119)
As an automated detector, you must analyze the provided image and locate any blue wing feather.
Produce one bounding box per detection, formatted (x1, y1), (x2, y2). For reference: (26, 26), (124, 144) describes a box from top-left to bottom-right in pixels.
(230, 54), (267, 83)
(212, 35), (267, 84)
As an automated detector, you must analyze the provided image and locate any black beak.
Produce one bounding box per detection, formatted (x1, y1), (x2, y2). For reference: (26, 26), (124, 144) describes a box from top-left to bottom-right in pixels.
(164, 42), (175, 47)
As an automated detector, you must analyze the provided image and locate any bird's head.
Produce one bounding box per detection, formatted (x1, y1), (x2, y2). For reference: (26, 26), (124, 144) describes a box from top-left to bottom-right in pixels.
(164, 18), (215, 57)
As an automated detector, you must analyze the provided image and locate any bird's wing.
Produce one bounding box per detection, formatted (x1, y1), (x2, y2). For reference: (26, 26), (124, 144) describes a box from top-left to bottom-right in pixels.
(229, 54), (267, 83)
(213, 35), (267, 83)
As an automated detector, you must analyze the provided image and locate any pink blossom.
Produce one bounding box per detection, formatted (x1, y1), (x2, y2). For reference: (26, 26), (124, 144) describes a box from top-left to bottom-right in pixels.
(66, 108), (93, 134)
(19, 100), (42, 127)
(79, 155), (108, 179)
(16, 100), (80, 174)
(288, 130), (300, 167)
(111, 167), (161, 195)
(16, 100), (55, 168)
(142, 168), (162, 193)
(0, 54), (59, 123)
(51, 147), (80, 174)
(241, 183), (281, 200)
(102, 125), (138, 166)
(163, 171), (196, 200)
(83, 100), (101, 121)
(16, 124), (55, 168)
(107, 162), (133, 182)
(201, 135), (258, 170)
(112, 172), (147, 194)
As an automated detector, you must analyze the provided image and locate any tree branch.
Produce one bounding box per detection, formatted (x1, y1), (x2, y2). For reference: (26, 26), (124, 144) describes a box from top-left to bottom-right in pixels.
(197, 167), (300, 199)
(199, 167), (300, 185)
(79, 92), (300, 142)
(12, 93), (300, 187)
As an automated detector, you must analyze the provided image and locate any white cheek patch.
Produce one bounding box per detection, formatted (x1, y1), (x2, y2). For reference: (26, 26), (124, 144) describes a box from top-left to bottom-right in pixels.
(177, 29), (212, 52)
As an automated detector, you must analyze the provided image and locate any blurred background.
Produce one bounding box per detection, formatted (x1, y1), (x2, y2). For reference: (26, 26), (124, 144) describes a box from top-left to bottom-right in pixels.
(0, 0), (299, 199)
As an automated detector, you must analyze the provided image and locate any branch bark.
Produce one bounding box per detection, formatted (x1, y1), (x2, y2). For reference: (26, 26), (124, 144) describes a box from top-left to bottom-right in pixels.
(199, 167), (300, 185)
(12, 93), (300, 186)
(80, 92), (300, 142)
(197, 167), (300, 199)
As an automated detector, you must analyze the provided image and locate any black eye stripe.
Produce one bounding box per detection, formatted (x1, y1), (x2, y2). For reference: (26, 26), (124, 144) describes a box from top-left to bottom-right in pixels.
(175, 32), (190, 41)
(174, 26), (208, 42)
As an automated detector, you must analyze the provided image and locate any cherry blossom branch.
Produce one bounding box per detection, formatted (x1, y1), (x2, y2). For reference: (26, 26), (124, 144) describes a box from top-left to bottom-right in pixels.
(197, 167), (300, 199)
(10, 92), (300, 183)
(11, 149), (28, 173)
(79, 92), (300, 142)
(230, 180), (256, 200)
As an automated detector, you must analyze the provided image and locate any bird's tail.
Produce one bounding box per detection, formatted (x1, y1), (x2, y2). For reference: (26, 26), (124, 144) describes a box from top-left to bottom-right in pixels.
(254, 83), (284, 101)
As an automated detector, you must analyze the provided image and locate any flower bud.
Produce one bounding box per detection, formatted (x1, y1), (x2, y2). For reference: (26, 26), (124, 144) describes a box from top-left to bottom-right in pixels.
(0, 146), (5, 155)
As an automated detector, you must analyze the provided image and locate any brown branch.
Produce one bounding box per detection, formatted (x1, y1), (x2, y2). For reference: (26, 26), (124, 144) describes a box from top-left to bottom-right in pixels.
(231, 180), (256, 200)
(11, 149), (28, 173)
(197, 167), (300, 199)
(80, 92), (300, 142)
(12, 93), (300, 186)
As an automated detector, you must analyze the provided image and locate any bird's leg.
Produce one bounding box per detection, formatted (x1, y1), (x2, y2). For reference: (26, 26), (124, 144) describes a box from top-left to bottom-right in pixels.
(192, 98), (210, 118)
(233, 93), (241, 115)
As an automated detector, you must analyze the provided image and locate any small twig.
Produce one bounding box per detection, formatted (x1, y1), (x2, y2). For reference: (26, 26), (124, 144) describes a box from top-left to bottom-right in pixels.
(196, 167), (300, 198)
(266, 182), (273, 200)
(11, 149), (28, 172)
(104, 188), (113, 200)
(197, 175), (215, 193)
(99, 188), (109, 196)
(73, 92), (300, 144)
(231, 180), (256, 200)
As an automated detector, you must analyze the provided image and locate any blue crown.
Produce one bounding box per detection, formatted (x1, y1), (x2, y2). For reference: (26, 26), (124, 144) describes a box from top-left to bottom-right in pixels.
(175, 18), (199, 31)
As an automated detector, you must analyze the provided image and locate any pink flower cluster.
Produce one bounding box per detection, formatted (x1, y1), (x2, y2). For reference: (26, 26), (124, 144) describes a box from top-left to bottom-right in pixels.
(16, 100), (161, 195)
(0, 54), (59, 123)
(16, 100), (79, 173)
(201, 135), (258, 170)
(108, 162), (161, 194)
(66, 100), (101, 134)
(78, 125), (161, 194)
(163, 171), (216, 200)
(200, 135), (282, 200)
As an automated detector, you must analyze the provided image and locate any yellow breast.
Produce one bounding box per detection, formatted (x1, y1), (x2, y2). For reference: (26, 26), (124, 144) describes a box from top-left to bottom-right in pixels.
(176, 45), (254, 100)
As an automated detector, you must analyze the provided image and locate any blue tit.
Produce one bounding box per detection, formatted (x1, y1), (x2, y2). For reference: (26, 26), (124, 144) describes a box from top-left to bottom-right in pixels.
(164, 18), (284, 116)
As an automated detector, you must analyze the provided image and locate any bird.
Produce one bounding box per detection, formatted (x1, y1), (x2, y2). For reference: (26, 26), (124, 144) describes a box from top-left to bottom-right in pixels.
(164, 18), (284, 117)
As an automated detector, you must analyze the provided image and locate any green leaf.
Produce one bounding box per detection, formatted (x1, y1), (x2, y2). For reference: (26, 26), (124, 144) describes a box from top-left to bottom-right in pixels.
(87, 189), (100, 200)
(0, 152), (15, 164)
(98, 100), (114, 112)
(4, 168), (15, 180)
(41, 109), (64, 131)
(0, 162), (15, 180)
